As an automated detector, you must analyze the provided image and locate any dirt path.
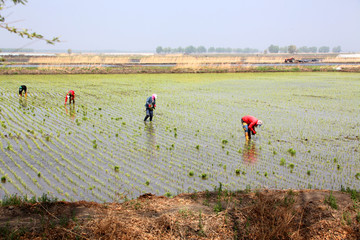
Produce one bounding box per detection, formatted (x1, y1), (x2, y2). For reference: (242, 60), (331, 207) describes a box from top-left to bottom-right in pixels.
(0, 190), (359, 239)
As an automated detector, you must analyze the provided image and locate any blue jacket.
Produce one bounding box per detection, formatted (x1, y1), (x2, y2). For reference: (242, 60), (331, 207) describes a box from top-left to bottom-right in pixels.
(145, 96), (156, 110)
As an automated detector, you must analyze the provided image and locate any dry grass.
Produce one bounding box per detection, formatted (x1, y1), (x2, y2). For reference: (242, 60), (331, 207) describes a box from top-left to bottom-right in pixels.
(14, 53), (360, 65)
(2, 190), (358, 239)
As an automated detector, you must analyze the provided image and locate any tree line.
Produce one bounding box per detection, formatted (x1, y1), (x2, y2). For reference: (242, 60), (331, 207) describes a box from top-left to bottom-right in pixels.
(156, 46), (259, 54)
(156, 45), (343, 54)
(267, 45), (342, 54)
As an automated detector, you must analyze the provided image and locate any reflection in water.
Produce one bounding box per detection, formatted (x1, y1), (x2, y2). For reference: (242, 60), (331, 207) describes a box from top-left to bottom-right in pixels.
(144, 122), (157, 155)
(242, 141), (259, 164)
(19, 98), (28, 108)
(65, 105), (76, 121)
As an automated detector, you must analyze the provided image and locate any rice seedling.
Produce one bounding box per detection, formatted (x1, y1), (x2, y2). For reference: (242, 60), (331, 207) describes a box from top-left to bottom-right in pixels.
(287, 148), (296, 156)
(280, 158), (286, 166)
(0, 72), (359, 202)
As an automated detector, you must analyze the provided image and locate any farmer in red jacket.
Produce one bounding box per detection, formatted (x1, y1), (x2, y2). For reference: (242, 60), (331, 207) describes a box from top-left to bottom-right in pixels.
(241, 115), (263, 140)
(65, 90), (75, 105)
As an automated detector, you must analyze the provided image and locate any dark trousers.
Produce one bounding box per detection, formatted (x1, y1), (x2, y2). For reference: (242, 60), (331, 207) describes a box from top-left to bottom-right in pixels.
(144, 109), (153, 121)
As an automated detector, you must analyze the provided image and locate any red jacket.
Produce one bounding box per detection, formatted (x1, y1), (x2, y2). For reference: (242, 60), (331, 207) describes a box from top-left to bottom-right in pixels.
(65, 90), (75, 103)
(242, 115), (258, 134)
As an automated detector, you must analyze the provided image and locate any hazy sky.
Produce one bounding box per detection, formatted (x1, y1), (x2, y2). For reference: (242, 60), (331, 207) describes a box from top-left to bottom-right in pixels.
(1, 0), (360, 52)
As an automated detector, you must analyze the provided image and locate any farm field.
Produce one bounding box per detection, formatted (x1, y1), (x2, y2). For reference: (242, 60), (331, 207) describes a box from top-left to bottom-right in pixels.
(0, 73), (359, 202)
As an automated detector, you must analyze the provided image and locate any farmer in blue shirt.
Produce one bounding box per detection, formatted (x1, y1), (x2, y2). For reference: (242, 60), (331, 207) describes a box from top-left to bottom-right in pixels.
(144, 94), (157, 122)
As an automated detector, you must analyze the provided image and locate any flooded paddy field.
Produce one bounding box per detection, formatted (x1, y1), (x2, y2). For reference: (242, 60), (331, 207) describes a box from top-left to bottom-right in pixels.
(0, 73), (359, 202)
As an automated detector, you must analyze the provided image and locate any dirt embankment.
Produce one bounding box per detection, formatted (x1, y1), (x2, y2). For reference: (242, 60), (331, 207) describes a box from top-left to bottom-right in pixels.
(1, 189), (359, 239)
(1, 65), (360, 75)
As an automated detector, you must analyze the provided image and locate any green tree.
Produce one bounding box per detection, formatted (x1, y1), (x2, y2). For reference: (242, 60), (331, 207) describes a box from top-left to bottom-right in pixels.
(332, 46), (341, 53)
(319, 46), (330, 53)
(298, 46), (309, 53)
(156, 46), (163, 54)
(208, 47), (215, 53)
(197, 46), (206, 53)
(163, 47), (171, 54)
(308, 46), (317, 53)
(0, 0), (59, 44)
(288, 45), (297, 54)
(268, 44), (279, 53)
(184, 45), (196, 54)
(279, 46), (288, 53)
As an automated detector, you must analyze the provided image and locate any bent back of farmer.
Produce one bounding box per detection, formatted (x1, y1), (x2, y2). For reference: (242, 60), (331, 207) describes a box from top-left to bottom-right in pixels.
(144, 94), (157, 122)
(65, 90), (75, 105)
(241, 115), (263, 140)
(19, 85), (27, 97)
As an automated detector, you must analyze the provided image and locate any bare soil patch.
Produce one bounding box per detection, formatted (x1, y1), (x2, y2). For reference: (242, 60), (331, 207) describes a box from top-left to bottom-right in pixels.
(0, 190), (359, 239)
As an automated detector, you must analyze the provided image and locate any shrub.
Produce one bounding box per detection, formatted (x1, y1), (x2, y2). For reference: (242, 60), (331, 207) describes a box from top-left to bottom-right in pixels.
(189, 171), (194, 176)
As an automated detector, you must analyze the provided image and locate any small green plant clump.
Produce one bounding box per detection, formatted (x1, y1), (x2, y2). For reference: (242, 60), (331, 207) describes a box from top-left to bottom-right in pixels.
(114, 166), (120, 172)
(1, 176), (6, 183)
(201, 173), (207, 179)
(324, 192), (338, 209)
(189, 170), (194, 176)
(287, 148), (296, 156)
(356, 173), (360, 180)
(280, 158), (286, 166)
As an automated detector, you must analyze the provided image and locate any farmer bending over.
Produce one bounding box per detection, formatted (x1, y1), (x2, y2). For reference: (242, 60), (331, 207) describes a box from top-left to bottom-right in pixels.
(144, 94), (157, 122)
(65, 90), (75, 105)
(241, 115), (263, 141)
(19, 85), (27, 97)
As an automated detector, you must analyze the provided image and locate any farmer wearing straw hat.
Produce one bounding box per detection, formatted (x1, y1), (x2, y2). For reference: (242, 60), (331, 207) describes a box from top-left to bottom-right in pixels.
(144, 94), (157, 122)
(19, 85), (27, 97)
(241, 115), (263, 141)
(65, 90), (75, 105)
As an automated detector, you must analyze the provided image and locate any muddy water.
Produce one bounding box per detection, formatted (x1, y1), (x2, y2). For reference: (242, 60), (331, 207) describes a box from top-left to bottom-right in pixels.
(0, 73), (359, 202)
